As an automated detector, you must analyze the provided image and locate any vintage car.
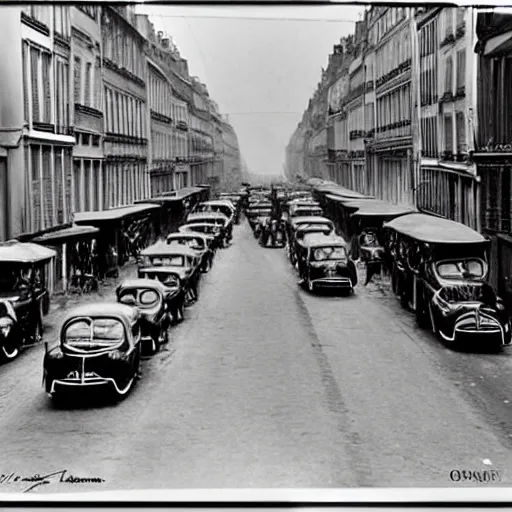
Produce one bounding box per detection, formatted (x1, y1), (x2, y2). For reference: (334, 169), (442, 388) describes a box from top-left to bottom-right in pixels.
(295, 233), (357, 294)
(178, 222), (223, 251)
(138, 242), (201, 305)
(116, 279), (174, 355)
(218, 194), (242, 223)
(185, 212), (232, 246)
(195, 200), (235, 220)
(384, 213), (512, 349)
(288, 221), (336, 265)
(288, 202), (324, 219)
(0, 241), (56, 361)
(246, 203), (272, 233)
(166, 232), (214, 273)
(345, 199), (417, 285)
(259, 218), (286, 248)
(285, 215), (334, 248)
(43, 303), (143, 400)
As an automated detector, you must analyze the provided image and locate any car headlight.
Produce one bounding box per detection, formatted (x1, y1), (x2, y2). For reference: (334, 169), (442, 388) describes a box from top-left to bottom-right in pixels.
(0, 325), (11, 337)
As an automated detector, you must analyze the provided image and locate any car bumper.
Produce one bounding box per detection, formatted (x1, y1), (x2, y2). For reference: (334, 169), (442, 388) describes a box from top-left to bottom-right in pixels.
(44, 353), (135, 394)
(438, 311), (511, 346)
(311, 277), (353, 289)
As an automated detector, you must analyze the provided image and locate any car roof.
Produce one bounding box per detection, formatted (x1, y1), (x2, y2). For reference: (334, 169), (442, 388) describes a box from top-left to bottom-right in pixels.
(0, 240), (57, 263)
(384, 213), (487, 244)
(167, 233), (207, 241)
(302, 233), (348, 248)
(187, 212), (229, 220)
(291, 216), (331, 225)
(117, 278), (168, 293)
(349, 199), (417, 218)
(141, 241), (197, 257)
(62, 302), (140, 324)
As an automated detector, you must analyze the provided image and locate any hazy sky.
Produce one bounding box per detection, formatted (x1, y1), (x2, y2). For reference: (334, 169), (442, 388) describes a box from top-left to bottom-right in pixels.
(137, 5), (364, 176)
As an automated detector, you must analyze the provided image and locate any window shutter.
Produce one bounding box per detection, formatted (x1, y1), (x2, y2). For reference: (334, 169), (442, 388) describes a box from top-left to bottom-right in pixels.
(22, 41), (29, 123)
(84, 62), (91, 107)
(444, 114), (453, 152)
(456, 112), (466, 153)
(445, 57), (453, 93)
(31, 47), (40, 123)
(74, 56), (81, 104)
(456, 50), (465, 90)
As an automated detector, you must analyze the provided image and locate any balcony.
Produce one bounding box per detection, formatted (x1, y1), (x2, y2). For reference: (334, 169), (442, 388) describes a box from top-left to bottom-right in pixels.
(375, 59), (411, 89)
(75, 104), (103, 133)
(455, 85), (466, 99)
(176, 121), (188, 131)
(440, 33), (456, 48)
(439, 91), (455, 104)
(376, 120), (411, 140)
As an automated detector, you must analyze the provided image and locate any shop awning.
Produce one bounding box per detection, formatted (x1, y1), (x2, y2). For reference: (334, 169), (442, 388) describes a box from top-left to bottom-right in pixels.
(74, 204), (160, 225)
(31, 224), (99, 245)
(0, 240), (57, 263)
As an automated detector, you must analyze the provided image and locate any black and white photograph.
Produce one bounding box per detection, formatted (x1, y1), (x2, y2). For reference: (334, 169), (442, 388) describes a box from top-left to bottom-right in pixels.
(0, 0), (510, 498)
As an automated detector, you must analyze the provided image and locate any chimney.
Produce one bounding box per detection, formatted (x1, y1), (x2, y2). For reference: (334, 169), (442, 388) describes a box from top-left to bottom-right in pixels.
(157, 31), (163, 44)
(161, 38), (170, 49)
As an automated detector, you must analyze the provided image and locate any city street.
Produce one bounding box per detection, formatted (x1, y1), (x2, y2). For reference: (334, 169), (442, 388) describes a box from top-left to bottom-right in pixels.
(1, 220), (512, 492)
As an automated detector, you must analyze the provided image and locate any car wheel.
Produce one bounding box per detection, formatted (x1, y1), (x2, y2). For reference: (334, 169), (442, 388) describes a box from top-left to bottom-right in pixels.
(307, 279), (314, 293)
(113, 375), (136, 400)
(176, 303), (185, 323)
(1, 340), (21, 361)
(160, 326), (170, 345)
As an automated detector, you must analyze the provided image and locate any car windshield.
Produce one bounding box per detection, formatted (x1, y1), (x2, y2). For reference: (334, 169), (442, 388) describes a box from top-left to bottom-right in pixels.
(65, 318), (124, 343)
(169, 239), (203, 250)
(189, 225), (218, 234)
(437, 259), (485, 279)
(312, 246), (347, 262)
(151, 255), (185, 267)
(0, 266), (33, 294)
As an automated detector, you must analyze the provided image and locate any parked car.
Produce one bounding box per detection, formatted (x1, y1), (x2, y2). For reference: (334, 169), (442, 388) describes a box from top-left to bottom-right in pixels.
(0, 241), (56, 361)
(138, 242), (202, 305)
(285, 216), (333, 249)
(116, 279), (173, 354)
(347, 199), (416, 285)
(185, 212), (231, 247)
(296, 233), (357, 294)
(384, 212), (512, 349)
(166, 232), (214, 273)
(178, 223), (223, 252)
(288, 222), (335, 265)
(246, 203), (272, 234)
(43, 303), (143, 400)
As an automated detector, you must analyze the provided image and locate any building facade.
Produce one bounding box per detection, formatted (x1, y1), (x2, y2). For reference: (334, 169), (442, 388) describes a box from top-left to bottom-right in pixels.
(101, 6), (150, 209)
(72, 5), (104, 214)
(0, 5), (241, 245)
(474, 10), (512, 296)
(220, 119), (242, 192)
(416, 7), (479, 229)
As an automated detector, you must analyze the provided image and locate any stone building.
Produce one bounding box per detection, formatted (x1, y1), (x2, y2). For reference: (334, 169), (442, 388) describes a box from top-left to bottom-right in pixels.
(101, 6), (150, 209)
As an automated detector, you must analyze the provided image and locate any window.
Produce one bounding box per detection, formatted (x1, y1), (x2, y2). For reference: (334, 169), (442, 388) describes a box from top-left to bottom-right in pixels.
(445, 8), (454, 37)
(456, 50), (466, 91)
(456, 112), (466, 153)
(445, 56), (453, 93)
(55, 56), (69, 132)
(77, 5), (97, 20)
(54, 6), (69, 38)
(22, 41), (29, 123)
(30, 47), (40, 122)
(444, 114), (453, 153)
(84, 62), (92, 107)
(74, 56), (81, 104)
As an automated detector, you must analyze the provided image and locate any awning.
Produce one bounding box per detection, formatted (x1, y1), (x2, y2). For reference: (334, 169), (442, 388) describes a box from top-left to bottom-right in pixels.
(483, 28), (512, 57)
(74, 204), (160, 225)
(0, 240), (57, 263)
(31, 224), (99, 245)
